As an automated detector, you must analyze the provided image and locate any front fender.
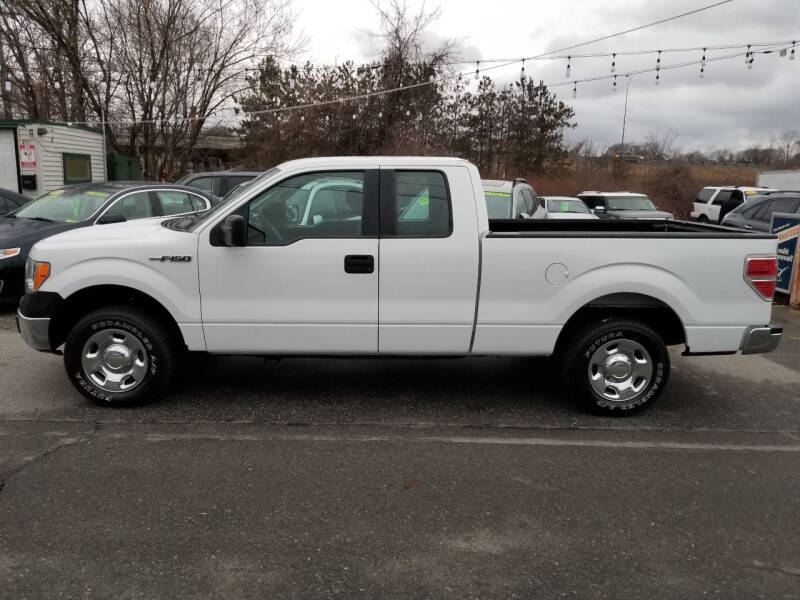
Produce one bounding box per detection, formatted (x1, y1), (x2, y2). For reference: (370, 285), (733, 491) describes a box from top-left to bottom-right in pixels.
(41, 257), (201, 324)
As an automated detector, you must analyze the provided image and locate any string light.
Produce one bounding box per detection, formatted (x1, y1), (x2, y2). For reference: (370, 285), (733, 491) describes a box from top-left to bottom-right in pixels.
(700, 47), (706, 77)
(572, 81), (577, 99)
(520, 58), (526, 80)
(745, 44), (751, 64)
(655, 50), (662, 84)
(613, 74), (617, 91)
(475, 61), (480, 80)
(3, 78), (10, 93)
(378, 111), (382, 118)
(405, 109), (411, 116)
(565, 56), (571, 78)
(791, 41), (796, 60)
(54, 80), (61, 90)
(611, 53), (616, 73)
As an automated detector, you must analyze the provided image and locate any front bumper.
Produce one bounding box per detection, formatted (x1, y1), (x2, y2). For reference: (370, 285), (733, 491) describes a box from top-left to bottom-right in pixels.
(17, 309), (52, 351)
(740, 325), (782, 355)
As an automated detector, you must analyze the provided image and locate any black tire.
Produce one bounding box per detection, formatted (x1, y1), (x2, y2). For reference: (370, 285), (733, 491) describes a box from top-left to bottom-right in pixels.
(561, 318), (670, 415)
(698, 215), (708, 223)
(64, 305), (177, 407)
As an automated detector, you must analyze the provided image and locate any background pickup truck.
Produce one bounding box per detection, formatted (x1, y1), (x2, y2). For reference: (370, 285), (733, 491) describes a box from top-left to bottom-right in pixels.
(17, 157), (782, 415)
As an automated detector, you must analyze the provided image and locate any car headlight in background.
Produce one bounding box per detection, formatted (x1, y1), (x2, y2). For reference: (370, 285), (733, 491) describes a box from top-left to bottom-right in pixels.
(1, 248), (20, 259)
(24, 258), (51, 293)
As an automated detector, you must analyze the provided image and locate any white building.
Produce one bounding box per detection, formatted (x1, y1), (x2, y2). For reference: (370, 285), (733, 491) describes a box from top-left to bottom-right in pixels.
(0, 119), (106, 198)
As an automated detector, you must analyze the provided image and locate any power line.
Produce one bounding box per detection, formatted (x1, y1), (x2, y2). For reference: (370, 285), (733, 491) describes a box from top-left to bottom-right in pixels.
(529, 0), (734, 58)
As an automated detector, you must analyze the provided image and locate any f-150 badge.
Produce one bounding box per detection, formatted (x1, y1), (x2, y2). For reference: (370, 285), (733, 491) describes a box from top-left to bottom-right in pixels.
(149, 255), (192, 262)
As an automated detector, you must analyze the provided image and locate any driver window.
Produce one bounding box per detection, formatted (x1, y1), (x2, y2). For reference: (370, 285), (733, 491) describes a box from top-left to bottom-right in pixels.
(245, 171), (365, 245)
(105, 191), (153, 220)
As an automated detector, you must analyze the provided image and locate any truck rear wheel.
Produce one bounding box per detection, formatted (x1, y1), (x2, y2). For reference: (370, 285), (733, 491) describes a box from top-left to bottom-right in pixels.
(64, 305), (177, 407)
(561, 318), (669, 415)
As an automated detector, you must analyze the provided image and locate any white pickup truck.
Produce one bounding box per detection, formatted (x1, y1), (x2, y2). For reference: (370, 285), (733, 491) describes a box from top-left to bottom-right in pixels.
(16, 157), (782, 415)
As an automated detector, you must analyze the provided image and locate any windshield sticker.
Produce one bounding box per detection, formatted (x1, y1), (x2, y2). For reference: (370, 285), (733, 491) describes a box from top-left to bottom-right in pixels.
(561, 201), (570, 212)
(86, 191), (110, 197)
(64, 219), (78, 223)
(49, 189), (64, 195)
(485, 192), (511, 197)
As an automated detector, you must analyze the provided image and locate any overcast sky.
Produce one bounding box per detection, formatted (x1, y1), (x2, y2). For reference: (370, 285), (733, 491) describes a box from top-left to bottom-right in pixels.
(293, 0), (799, 152)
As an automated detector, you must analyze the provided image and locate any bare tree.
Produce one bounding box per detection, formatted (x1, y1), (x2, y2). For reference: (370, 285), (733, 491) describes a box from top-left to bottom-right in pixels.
(1, 0), (299, 179)
(642, 129), (679, 163)
(773, 129), (800, 165)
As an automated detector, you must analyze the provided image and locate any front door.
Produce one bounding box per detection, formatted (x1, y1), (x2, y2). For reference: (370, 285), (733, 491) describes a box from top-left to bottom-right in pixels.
(198, 169), (380, 353)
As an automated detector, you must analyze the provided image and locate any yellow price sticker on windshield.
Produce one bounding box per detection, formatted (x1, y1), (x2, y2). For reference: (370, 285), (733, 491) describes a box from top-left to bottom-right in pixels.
(86, 191), (110, 197)
(65, 219), (78, 223)
(49, 189), (64, 195)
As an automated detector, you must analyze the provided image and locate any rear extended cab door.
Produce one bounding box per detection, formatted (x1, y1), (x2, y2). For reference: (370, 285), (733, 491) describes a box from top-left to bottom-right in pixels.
(377, 165), (480, 353)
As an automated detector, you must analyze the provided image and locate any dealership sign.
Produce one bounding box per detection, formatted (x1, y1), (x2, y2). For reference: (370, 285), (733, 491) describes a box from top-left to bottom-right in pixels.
(771, 213), (800, 294)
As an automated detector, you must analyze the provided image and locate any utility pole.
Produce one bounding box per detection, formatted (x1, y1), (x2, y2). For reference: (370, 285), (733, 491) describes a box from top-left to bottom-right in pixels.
(100, 103), (108, 181)
(620, 75), (631, 152)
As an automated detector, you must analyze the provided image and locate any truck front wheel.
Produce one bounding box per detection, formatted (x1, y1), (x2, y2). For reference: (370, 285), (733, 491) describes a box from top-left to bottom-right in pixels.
(64, 306), (177, 406)
(561, 318), (670, 415)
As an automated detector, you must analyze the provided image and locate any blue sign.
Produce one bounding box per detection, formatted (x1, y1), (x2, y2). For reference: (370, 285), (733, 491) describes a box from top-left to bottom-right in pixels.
(771, 213), (800, 294)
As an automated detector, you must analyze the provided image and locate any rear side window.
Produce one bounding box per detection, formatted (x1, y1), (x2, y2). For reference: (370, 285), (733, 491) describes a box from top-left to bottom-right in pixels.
(712, 190), (732, 205)
(225, 175), (256, 192)
(696, 188), (715, 203)
(189, 176), (220, 195)
(393, 171), (451, 237)
(157, 190), (207, 215)
(763, 198), (800, 221)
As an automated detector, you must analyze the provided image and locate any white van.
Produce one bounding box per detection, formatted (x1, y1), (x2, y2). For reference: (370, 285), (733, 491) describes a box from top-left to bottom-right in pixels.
(690, 186), (774, 223)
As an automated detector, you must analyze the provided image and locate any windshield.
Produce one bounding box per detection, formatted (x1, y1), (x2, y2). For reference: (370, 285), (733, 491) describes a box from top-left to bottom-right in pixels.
(605, 194), (656, 210)
(484, 192), (511, 219)
(547, 198), (590, 214)
(13, 188), (111, 222)
(187, 167), (280, 231)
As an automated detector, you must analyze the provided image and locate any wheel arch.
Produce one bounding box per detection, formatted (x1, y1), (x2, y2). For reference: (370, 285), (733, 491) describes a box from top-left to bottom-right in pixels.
(554, 292), (686, 355)
(50, 285), (185, 351)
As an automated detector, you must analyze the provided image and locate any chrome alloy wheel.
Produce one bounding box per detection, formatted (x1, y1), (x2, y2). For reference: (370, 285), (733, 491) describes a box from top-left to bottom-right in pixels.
(81, 329), (148, 393)
(587, 338), (653, 402)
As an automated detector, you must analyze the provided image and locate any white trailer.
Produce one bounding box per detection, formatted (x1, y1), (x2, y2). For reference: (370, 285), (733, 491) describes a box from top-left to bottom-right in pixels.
(756, 170), (800, 190)
(0, 120), (106, 198)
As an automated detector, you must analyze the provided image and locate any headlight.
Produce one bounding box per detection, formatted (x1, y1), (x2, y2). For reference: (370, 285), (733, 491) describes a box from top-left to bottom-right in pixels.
(24, 258), (51, 293)
(0, 248), (20, 259)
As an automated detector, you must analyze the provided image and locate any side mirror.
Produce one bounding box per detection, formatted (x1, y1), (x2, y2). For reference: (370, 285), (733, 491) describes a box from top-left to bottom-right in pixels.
(97, 213), (127, 224)
(220, 214), (246, 247)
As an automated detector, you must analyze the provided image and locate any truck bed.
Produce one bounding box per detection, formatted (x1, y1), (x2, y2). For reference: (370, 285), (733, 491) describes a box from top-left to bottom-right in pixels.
(488, 219), (775, 239)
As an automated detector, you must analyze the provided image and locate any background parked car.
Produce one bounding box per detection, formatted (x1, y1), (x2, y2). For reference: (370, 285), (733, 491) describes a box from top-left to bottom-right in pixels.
(175, 170), (262, 197)
(690, 186), (774, 224)
(482, 179), (538, 219)
(577, 191), (674, 219)
(721, 191), (800, 232)
(0, 182), (214, 301)
(0, 188), (30, 215)
(532, 196), (597, 219)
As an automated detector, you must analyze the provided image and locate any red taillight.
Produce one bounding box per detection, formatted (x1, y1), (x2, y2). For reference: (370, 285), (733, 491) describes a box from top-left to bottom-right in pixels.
(745, 256), (777, 300)
(746, 258), (777, 278)
(751, 279), (776, 298)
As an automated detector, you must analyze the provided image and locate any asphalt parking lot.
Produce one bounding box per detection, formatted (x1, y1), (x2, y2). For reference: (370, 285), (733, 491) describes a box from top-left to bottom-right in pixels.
(1, 304), (799, 599)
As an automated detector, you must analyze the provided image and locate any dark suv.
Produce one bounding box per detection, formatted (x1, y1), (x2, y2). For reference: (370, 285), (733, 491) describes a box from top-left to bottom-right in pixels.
(175, 170), (262, 197)
(721, 191), (800, 232)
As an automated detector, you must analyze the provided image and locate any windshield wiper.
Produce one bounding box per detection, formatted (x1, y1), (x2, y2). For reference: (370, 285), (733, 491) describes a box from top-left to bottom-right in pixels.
(25, 216), (56, 223)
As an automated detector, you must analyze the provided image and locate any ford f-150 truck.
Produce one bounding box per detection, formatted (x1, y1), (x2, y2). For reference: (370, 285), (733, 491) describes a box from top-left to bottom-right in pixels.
(16, 157), (782, 414)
